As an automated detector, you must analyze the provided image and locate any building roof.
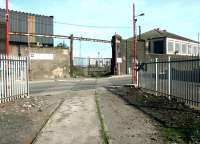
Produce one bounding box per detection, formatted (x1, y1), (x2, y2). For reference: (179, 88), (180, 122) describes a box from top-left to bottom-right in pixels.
(0, 8), (53, 18)
(128, 28), (198, 43)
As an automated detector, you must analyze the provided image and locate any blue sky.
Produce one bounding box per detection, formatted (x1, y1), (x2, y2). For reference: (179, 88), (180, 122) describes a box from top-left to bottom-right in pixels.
(0, 0), (200, 58)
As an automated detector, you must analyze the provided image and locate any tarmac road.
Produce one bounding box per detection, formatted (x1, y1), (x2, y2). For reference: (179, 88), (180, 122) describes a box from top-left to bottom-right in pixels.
(30, 76), (132, 95)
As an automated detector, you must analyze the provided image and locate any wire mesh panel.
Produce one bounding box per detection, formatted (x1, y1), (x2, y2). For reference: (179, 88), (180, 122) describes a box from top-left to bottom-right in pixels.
(139, 56), (200, 106)
(0, 55), (29, 103)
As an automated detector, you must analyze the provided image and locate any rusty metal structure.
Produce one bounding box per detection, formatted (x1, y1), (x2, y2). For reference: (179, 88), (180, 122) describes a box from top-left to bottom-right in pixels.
(5, 0), (10, 56)
(132, 3), (137, 84)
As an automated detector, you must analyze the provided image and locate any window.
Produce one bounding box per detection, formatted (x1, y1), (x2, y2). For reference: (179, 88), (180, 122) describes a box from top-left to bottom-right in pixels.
(153, 40), (164, 54)
(168, 41), (174, 53)
(193, 45), (198, 56)
(175, 42), (180, 54)
(199, 47), (200, 56)
(145, 41), (149, 53)
(188, 45), (192, 55)
(182, 43), (187, 54)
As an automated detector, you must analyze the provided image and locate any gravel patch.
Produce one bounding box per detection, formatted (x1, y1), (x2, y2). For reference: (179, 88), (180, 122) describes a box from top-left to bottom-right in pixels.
(0, 94), (66, 144)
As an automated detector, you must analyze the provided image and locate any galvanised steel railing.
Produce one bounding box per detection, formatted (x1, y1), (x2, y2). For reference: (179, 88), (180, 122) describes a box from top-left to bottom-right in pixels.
(139, 56), (200, 106)
(0, 55), (29, 103)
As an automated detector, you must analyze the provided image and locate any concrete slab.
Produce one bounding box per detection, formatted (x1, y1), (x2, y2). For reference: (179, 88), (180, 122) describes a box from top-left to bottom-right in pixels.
(34, 90), (101, 144)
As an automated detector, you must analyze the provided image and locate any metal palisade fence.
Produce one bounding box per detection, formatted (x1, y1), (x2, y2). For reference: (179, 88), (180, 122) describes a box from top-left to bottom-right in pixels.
(0, 55), (29, 103)
(139, 56), (200, 106)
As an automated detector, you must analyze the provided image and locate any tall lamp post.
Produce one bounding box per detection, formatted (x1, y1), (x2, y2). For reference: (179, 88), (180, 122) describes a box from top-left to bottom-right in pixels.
(6, 0), (10, 57)
(132, 3), (144, 85)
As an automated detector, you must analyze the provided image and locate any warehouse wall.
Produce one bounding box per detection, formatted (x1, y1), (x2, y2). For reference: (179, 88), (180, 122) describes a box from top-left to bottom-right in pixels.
(10, 45), (70, 80)
(0, 8), (54, 46)
(0, 22), (6, 53)
(27, 16), (36, 43)
(119, 39), (146, 75)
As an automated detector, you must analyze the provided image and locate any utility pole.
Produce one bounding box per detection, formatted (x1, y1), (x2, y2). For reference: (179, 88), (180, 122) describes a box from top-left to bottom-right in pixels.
(6, 0), (10, 57)
(132, 3), (137, 84)
(132, 4), (144, 85)
(70, 34), (74, 77)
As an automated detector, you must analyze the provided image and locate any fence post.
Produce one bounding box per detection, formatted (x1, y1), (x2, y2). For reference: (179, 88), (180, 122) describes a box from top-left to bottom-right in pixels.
(0, 55), (2, 103)
(26, 57), (30, 98)
(155, 58), (158, 95)
(168, 56), (171, 99)
(137, 61), (140, 87)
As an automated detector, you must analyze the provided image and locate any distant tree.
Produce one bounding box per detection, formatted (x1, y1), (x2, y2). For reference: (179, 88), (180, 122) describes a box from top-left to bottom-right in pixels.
(56, 41), (69, 49)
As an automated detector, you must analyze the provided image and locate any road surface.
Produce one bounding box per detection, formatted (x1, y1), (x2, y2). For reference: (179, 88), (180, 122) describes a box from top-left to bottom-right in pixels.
(31, 76), (131, 144)
(30, 76), (163, 144)
(30, 76), (131, 95)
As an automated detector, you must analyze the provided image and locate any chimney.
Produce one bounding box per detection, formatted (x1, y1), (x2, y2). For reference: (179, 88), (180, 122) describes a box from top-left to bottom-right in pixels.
(139, 26), (141, 40)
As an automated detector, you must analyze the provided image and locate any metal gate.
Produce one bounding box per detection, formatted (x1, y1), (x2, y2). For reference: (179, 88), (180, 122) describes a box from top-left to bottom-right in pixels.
(73, 57), (111, 77)
(0, 55), (29, 103)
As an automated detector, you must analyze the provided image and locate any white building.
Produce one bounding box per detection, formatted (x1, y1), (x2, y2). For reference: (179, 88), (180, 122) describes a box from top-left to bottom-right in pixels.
(143, 28), (200, 56)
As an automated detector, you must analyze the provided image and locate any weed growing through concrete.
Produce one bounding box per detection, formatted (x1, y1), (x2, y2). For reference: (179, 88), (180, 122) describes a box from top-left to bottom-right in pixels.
(95, 94), (110, 144)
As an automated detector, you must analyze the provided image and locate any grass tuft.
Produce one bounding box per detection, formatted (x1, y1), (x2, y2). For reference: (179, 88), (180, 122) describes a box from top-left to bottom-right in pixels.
(161, 124), (200, 144)
(95, 94), (110, 144)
